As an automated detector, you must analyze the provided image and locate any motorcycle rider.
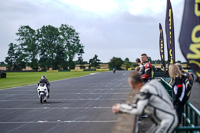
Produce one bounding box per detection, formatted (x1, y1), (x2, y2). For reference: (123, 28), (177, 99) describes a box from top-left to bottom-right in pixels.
(112, 71), (178, 133)
(113, 68), (116, 74)
(140, 53), (152, 83)
(38, 75), (50, 98)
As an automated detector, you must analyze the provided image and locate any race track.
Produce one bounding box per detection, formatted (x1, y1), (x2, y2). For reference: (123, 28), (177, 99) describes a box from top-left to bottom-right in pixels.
(0, 71), (131, 133)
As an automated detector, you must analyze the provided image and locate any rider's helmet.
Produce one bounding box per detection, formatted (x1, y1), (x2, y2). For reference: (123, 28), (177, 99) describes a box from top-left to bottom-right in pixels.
(41, 75), (46, 80)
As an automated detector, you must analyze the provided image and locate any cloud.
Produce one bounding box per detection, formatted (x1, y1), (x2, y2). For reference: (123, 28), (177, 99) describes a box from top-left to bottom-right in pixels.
(59, 0), (118, 15)
(0, 0), (186, 62)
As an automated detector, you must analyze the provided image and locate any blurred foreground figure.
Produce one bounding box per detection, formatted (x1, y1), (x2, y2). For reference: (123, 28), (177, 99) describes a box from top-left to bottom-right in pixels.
(112, 71), (178, 133)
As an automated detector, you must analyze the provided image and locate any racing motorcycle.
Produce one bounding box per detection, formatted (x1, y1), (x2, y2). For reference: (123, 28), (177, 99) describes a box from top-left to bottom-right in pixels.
(113, 69), (116, 74)
(37, 83), (49, 103)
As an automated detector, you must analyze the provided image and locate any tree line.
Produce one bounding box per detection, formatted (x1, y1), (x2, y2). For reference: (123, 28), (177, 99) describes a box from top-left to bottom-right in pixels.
(4, 24), (186, 71)
(5, 24), (84, 71)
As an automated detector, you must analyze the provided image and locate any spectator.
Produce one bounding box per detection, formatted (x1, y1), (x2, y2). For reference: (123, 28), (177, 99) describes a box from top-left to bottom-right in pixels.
(140, 53), (151, 83)
(135, 58), (144, 75)
(169, 64), (186, 124)
(112, 71), (178, 132)
(175, 63), (194, 86)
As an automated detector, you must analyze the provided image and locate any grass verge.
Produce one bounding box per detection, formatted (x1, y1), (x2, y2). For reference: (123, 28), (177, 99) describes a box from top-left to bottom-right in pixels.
(0, 71), (98, 89)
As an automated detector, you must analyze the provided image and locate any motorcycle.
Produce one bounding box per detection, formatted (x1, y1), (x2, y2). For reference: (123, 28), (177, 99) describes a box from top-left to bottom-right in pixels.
(113, 69), (116, 74)
(37, 83), (49, 103)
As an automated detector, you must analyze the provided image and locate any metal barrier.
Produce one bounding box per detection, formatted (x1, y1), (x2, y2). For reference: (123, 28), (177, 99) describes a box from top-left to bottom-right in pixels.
(160, 78), (200, 133)
(154, 71), (165, 78)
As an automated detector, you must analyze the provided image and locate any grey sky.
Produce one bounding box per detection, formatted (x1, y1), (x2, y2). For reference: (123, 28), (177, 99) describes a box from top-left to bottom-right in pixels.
(0, 0), (185, 62)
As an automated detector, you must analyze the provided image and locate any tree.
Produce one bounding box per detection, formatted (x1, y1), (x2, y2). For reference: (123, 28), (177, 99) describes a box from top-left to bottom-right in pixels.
(16, 26), (38, 71)
(0, 62), (5, 65)
(5, 24), (85, 71)
(59, 24), (83, 69)
(54, 42), (67, 70)
(109, 57), (124, 70)
(5, 43), (16, 70)
(78, 47), (85, 69)
(123, 58), (131, 70)
(131, 62), (138, 68)
(5, 43), (26, 70)
(89, 54), (101, 69)
(37, 25), (61, 70)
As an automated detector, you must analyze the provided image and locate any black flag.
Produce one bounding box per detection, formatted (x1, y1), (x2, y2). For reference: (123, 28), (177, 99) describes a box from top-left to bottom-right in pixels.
(179, 0), (200, 82)
(159, 23), (166, 71)
(165, 0), (175, 65)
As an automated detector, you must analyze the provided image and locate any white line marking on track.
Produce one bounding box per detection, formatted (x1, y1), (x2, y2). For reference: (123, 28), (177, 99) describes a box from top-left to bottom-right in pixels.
(0, 120), (117, 124)
(123, 72), (127, 75)
(37, 120), (48, 123)
(0, 107), (111, 110)
(0, 98), (125, 102)
(90, 73), (99, 75)
(0, 93), (128, 95)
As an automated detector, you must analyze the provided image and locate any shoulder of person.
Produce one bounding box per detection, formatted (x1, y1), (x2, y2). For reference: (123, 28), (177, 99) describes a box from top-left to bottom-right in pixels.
(183, 71), (189, 78)
(175, 77), (183, 84)
(144, 62), (151, 68)
(143, 79), (164, 90)
(139, 64), (144, 67)
(141, 80), (158, 91)
(137, 88), (151, 100)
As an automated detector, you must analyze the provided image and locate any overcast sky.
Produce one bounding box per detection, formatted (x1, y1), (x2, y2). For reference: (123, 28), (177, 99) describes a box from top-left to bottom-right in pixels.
(0, 0), (185, 63)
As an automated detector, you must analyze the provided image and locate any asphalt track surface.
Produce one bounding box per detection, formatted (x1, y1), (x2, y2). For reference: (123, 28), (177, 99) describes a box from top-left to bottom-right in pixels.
(0, 71), (131, 133)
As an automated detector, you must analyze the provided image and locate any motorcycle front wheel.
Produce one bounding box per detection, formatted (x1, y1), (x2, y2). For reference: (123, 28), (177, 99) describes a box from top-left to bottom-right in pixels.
(40, 95), (43, 103)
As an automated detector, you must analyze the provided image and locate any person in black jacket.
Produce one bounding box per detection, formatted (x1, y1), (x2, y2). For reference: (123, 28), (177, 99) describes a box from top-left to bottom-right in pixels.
(169, 64), (185, 123)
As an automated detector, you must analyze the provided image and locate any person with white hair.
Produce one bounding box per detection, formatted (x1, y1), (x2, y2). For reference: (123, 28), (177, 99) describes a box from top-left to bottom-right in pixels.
(112, 71), (178, 133)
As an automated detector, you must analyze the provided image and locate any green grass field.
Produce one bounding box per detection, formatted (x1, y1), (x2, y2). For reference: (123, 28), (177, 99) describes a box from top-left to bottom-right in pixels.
(0, 71), (98, 89)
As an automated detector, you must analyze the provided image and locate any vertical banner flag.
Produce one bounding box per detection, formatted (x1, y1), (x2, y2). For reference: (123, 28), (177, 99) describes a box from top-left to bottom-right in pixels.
(179, 0), (200, 82)
(159, 23), (166, 71)
(165, 0), (175, 65)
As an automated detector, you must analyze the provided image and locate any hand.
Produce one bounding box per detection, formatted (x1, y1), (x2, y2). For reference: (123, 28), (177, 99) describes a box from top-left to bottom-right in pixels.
(112, 104), (121, 114)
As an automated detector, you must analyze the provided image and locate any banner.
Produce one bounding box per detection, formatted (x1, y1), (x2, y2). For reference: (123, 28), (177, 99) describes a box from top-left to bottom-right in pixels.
(179, 0), (200, 82)
(165, 0), (175, 65)
(159, 23), (166, 71)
